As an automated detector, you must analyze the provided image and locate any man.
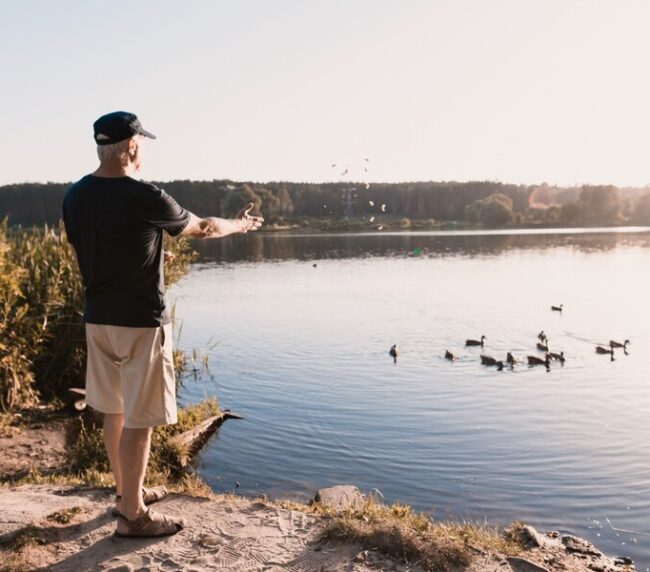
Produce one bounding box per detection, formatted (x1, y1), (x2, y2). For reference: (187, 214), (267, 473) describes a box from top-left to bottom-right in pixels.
(63, 111), (263, 538)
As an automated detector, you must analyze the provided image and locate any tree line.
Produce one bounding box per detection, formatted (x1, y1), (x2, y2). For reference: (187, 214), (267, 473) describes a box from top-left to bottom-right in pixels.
(2, 179), (650, 227)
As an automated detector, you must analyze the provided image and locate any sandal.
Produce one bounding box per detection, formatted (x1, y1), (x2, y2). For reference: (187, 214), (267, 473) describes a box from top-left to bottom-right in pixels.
(112, 486), (169, 516)
(114, 508), (185, 538)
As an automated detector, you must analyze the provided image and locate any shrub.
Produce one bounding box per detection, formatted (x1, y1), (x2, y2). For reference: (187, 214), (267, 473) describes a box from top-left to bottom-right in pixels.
(0, 221), (196, 411)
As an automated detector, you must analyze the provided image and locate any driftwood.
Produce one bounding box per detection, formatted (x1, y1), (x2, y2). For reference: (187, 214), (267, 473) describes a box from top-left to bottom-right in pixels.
(171, 410), (243, 467)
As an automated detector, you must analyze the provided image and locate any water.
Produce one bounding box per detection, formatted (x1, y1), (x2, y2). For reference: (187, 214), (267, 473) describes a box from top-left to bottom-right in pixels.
(169, 227), (650, 567)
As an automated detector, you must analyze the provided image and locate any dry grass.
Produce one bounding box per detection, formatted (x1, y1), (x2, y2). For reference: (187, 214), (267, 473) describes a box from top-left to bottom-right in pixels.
(45, 506), (82, 524)
(316, 497), (521, 571)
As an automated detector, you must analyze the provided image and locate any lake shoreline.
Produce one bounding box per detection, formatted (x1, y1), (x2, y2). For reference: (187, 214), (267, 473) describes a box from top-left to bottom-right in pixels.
(0, 414), (638, 571)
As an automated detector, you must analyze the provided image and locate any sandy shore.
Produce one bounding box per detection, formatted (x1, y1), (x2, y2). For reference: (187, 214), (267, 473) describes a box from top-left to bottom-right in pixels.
(0, 485), (635, 572)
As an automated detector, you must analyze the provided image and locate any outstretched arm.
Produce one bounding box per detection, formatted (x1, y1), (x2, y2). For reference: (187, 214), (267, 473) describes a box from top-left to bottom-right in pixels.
(181, 202), (264, 239)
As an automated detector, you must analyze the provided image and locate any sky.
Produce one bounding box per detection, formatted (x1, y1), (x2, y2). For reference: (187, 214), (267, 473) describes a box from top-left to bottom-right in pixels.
(2, 0), (650, 187)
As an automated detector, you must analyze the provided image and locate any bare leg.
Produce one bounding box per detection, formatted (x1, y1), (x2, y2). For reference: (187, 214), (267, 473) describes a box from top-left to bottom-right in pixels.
(103, 413), (124, 498)
(117, 427), (152, 529)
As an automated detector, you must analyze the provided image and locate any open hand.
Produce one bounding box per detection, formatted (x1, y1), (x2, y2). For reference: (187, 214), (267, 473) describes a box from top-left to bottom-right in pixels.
(236, 202), (264, 233)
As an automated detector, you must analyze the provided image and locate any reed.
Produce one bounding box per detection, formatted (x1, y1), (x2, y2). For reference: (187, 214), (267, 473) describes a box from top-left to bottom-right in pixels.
(0, 220), (196, 411)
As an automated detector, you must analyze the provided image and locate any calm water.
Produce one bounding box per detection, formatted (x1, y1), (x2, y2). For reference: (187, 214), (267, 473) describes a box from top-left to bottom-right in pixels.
(169, 228), (650, 567)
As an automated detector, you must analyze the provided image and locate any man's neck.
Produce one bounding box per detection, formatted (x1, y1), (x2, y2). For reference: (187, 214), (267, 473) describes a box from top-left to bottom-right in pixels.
(93, 161), (136, 178)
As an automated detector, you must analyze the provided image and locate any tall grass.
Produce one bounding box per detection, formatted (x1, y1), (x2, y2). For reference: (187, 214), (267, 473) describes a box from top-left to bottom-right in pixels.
(0, 220), (196, 411)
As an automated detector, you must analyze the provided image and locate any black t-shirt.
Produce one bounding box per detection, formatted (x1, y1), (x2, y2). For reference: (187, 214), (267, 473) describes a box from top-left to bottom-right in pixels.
(62, 175), (191, 327)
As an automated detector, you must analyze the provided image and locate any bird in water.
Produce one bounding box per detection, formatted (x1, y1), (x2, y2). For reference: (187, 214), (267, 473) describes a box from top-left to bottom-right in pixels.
(548, 351), (565, 364)
(610, 339), (630, 352)
(506, 352), (518, 366)
(466, 335), (486, 347)
(389, 344), (399, 363)
(536, 340), (549, 352)
(444, 350), (456, 361)
(595, 343), (614, 354)
(528, 354), (551, 370)
(537, 330), (547, 342)
(480, 355), (504, 370)
(551, 304), (563, 312)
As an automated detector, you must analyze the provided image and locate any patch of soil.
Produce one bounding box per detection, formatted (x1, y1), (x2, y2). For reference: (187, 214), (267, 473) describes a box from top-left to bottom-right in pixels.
(0, 409), (71, 480)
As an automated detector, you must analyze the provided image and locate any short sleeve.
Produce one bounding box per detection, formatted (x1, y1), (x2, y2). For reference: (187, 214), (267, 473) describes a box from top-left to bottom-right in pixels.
(141, 185), (191, 236)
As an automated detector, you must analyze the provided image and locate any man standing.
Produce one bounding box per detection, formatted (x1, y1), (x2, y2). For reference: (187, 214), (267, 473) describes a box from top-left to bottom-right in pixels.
(63, 111), (263, 538)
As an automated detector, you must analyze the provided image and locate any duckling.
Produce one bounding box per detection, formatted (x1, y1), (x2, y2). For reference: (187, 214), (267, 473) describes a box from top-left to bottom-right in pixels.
(506, 352), (517, 365)
(466, 335), (486, 347)
(609, 339), (630, 350)
(528, 354), (550, 368)
(548, 351), (565, 364)
(595, 344), (614, 354)
(389, 344), (399, 363)
(444, 350), (456, 361)
(481, 355), (504, 370)
(536, 341), (549, 352)
(537, 330), (547, 342)
(551, 304), (563, 312)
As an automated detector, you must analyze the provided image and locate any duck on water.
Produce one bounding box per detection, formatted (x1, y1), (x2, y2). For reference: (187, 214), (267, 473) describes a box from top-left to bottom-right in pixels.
(466, 335), (486, 347)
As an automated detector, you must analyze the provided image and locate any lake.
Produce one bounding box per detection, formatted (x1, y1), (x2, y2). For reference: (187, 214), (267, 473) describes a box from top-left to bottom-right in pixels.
(169, 227), (650, 568)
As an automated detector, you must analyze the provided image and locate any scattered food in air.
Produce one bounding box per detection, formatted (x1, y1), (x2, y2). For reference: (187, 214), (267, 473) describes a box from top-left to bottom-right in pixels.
(381, 204), (386, 212)
(369, 200), (374, 206)
(377, 226), (384, 231)
(369, 216), (375, 222)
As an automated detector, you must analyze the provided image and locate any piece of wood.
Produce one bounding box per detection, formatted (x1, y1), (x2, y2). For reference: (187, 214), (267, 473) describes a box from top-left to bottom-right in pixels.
(171, 411), (242, 467)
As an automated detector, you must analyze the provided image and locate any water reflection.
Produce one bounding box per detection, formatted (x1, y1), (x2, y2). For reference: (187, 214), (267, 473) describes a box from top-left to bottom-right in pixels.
(191, 228), (650, 263)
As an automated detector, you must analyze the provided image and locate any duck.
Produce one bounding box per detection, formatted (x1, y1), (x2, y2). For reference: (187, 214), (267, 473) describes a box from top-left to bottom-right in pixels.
(506, 352), (517, 365)
(466, 335), (486, 347)
(444, 350), (456, 361)
(595, 344), (614, 355)
(536, 341), (549, 352)
(528, 354), (550, 368)
(389, 344), (399, 363)
(548, 351), (565, 364)
(537, 330), (547, 342)
(609, 339), (630, 350)
(551, 304), (563, 312)
(480, 355), (504, 370)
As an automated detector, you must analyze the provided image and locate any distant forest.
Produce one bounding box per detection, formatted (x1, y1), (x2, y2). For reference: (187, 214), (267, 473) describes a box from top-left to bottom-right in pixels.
(3, 179), (650, 228)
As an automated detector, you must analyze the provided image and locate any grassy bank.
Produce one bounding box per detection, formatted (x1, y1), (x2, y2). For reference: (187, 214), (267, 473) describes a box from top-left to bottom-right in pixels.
(0, 221), (195, 411)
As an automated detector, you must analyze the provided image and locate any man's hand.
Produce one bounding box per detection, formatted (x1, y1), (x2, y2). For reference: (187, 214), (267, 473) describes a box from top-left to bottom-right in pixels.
(182, 204), (264, 239)
(235, 202), (264, 233)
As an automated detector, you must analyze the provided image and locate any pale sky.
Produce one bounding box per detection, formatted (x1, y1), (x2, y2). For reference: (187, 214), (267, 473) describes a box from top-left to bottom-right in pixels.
(2, 0), (650, 187)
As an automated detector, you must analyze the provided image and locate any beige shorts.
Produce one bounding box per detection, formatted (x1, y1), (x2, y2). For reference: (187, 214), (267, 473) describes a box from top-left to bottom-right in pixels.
(85, 323), (177, 428)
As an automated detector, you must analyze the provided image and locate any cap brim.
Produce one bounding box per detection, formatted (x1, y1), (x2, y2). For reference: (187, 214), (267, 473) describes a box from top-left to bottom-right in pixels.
(139, 128), (156, 140)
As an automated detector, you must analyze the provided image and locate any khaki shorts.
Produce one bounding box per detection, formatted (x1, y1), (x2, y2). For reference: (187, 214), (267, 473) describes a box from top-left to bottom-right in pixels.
(85, 323), (177, 428)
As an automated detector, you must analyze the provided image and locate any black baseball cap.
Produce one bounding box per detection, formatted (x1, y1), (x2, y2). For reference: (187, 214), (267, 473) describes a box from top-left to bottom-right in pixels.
(93, 111), (156, 145)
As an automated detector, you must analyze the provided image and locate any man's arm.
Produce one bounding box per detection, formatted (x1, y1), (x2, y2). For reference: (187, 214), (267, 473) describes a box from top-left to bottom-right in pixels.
(181, 202), (264, 238)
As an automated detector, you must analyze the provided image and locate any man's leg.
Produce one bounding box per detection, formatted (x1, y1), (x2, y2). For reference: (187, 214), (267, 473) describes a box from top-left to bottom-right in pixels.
(117, 426), (152, 527)
(103, 413), (124, 498)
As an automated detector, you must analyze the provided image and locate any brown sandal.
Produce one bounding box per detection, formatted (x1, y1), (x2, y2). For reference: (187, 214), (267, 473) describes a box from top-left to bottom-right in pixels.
(114, 508), (185, 538)
(112, 486), (169, 517)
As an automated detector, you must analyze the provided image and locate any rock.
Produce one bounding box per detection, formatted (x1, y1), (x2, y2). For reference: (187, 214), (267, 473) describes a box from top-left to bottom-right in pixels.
(614, 556), (633, 566)
(313, 485), (365, 511)
(520, 525), (554, 549)
(506, 556), (550, 572)
(561, 535), (602, 557)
